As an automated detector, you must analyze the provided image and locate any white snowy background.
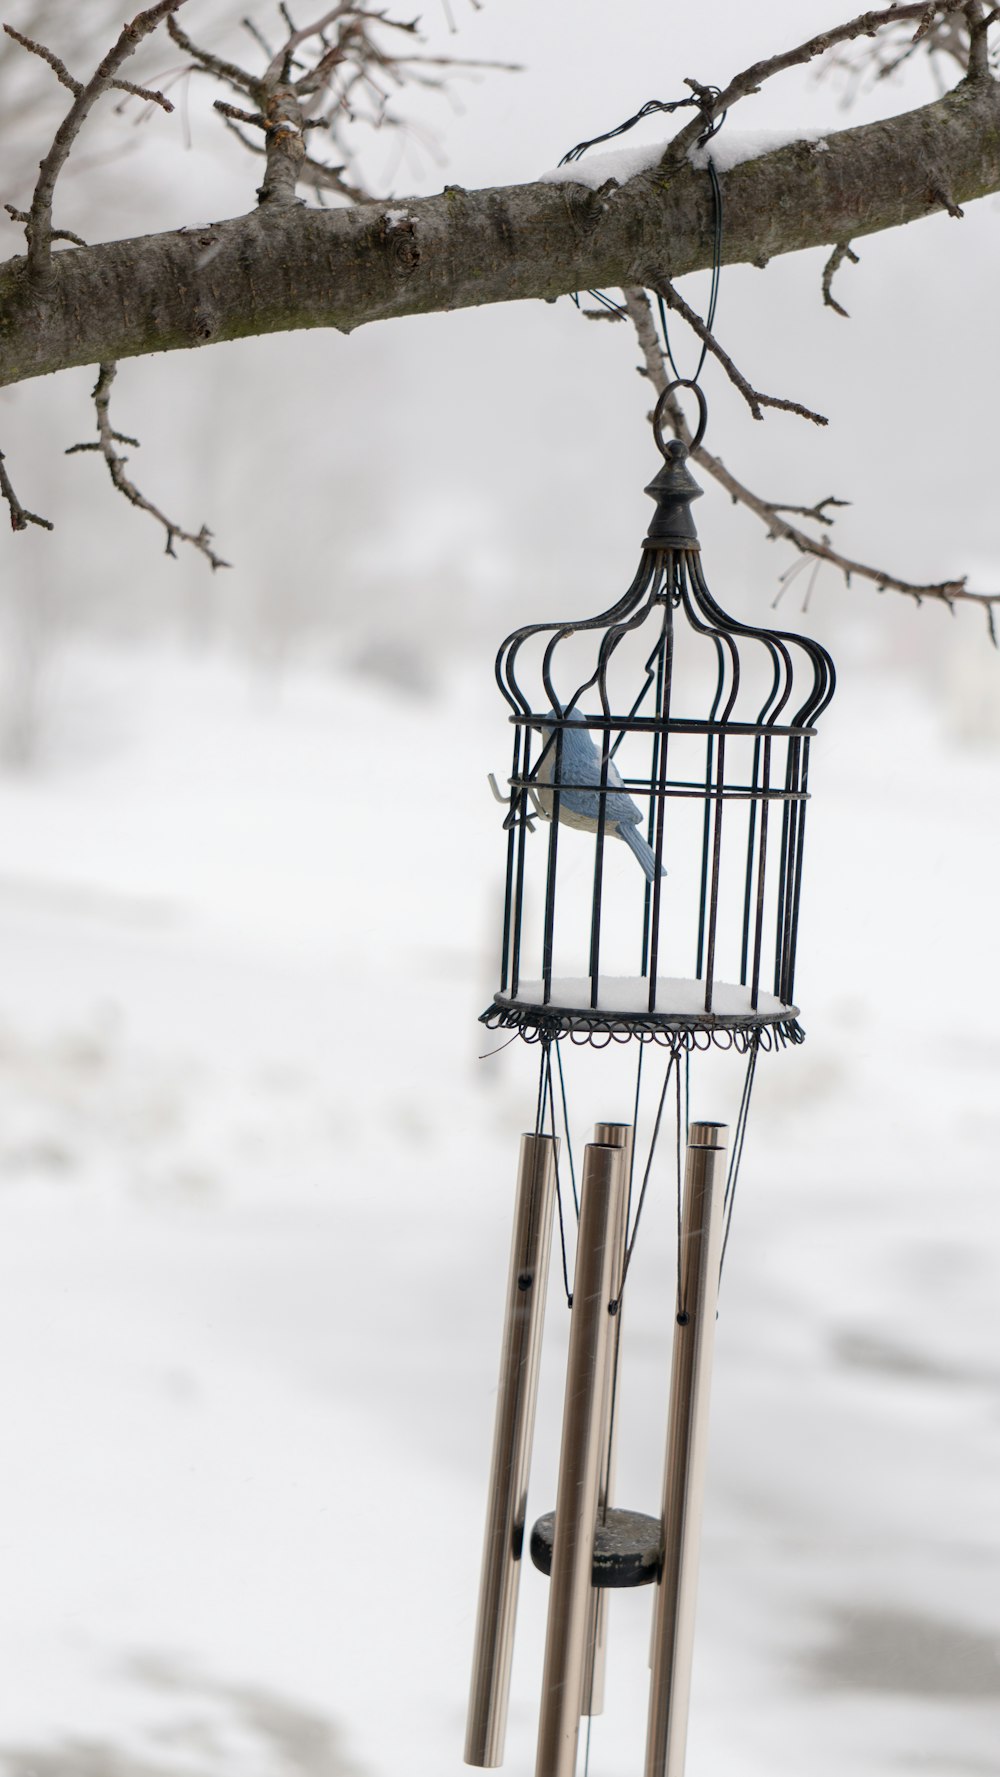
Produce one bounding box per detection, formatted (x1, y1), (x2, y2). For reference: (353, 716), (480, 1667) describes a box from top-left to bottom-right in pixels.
(0, 3), (997, 1775)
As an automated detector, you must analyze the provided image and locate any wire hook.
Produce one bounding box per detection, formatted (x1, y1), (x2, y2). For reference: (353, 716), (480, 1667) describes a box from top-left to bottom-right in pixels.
(653, 379), (708, 455)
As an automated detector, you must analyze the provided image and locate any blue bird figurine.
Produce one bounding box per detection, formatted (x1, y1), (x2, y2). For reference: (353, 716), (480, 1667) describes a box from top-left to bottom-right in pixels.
(532, 707), (665, 883)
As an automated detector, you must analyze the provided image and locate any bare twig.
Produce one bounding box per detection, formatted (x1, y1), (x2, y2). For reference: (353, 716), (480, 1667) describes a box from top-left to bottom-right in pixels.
(4, 205), (86, 248)
(930, 183), (965, 215)
(66, 363), (229, 570)
(3, 24), (80, 92)
(2, 23), (175, 110)
(171, 5), (512, 211)
(0, 450), (53, 533)
(622, 288), (1000, 638)
(23, 1), (186, 278)
(772, 496), (851, 523)
(653, 277), (829, 425)
(219, 112), (360, 206)
(242, 17), (274, 59)
(823, 6), (990, 94)
(667, 4), (970, 160)
(821, 242), (860, 316)
(167, 13), (258, 96)
(108, 76), (174, 111)
(215, 100), (268, 127)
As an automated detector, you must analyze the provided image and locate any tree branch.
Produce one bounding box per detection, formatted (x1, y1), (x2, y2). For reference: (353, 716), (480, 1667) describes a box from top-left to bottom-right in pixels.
(167, 5), (488, 213)
(166, 13), (258, 98)
(653, 276), (828, 424)
(0, 76), (996, 386)
(0, 449), (53, 533)
(257, 84), (308, 207)
(2, 23), (176, 111)
(4, 205), (87, 249)
(622, 288), (999, 639)
(22, 1), (186, 278)
(65, 363), (229, 570)
(821, 242), (860, 316)
(966, 0), (997, 74)
(666, 2), (972, 160)
(3, 24), (82, 94)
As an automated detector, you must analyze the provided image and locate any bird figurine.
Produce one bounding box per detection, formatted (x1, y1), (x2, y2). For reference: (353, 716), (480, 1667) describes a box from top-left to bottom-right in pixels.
(531, 706), (665, 883)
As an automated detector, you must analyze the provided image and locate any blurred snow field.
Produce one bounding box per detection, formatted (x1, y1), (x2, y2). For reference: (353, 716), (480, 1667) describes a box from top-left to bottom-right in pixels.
(0, 642), (996, 1777)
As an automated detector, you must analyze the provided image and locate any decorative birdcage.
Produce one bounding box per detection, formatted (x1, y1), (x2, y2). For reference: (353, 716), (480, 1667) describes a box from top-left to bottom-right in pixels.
(465, 384), (836, 1777)
(482, 384), (835, 1053)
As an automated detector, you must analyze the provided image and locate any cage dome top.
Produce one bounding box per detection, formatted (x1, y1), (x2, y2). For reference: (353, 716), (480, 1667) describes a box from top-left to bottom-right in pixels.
(483, 388), (835, 1049)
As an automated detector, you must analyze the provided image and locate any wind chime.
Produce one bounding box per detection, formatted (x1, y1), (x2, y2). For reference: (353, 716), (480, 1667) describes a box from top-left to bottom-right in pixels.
(464, 373), (835, 1777)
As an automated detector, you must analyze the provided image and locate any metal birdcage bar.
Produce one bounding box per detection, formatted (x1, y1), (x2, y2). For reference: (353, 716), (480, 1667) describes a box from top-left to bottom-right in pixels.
(467, 383), (836, 1777)
(482, 387), (834, 1050)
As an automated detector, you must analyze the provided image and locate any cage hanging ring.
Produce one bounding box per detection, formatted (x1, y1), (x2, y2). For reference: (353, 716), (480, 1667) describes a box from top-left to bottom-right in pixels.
(653, 379), (708, 457)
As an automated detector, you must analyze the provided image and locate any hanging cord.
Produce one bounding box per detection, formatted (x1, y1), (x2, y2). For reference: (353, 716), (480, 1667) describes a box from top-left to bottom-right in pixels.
(718, 1038), (760, 1285)
(557, 88), (726, 330)
(655, 155), (723, 387)
(559, 89), (725, 166)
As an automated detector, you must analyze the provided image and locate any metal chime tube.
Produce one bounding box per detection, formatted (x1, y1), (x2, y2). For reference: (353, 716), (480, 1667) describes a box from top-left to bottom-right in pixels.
(580, 1122), (633, 1719)
(645, 1121), (728, 1777)
(535, 1142), (623, 1777)
(466, 1133), (559, 1768)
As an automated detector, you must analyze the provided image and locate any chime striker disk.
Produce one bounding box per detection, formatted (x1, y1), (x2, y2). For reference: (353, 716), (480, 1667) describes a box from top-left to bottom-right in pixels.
(529, 1509), (661, 1590)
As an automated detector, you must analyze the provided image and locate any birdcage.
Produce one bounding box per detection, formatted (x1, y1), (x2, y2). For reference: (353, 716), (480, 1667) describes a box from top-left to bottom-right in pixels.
(482, 385), (835, 1053)
(466, 383), (835, 1777)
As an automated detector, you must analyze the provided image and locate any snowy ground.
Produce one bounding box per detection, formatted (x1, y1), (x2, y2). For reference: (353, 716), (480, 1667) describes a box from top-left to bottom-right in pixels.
(0, 642), (997, 1777)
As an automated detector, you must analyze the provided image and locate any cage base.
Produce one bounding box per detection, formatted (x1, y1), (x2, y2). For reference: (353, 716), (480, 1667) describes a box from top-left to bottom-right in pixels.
(482, 975), (803, 1049)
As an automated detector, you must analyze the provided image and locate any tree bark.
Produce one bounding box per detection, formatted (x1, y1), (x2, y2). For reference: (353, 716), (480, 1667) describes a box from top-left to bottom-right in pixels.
(0, 77), (997, 389)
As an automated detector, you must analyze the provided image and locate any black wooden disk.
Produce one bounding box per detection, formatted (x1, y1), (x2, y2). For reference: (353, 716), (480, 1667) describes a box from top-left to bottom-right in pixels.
(529, 1508), (661, 1589)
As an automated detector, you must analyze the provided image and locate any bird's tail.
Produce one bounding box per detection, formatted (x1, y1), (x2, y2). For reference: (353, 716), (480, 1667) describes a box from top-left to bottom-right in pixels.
(617, 820), (665, 884)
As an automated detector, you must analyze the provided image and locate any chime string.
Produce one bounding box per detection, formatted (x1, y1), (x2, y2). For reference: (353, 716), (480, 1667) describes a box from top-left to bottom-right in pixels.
(682, 1044), (689, 1314)
(534, 1045), (547, 1134)
(555, 1037), (579, 1217)
(537, 1039), (576, 1307)
(719, 1038), (760, 1284)
(615, 1045), (678, 1304)
(625, 1040), (645, 1235)
(600, 1041), (672, 1516)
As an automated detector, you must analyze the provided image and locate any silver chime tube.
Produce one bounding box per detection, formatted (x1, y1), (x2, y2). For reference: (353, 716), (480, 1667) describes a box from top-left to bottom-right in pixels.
(580, 1122), (633, 1719)
(645, 1121), (728, 1777)
(465, 1133), (558, 1769)
(535, 1142), (623, 1777)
